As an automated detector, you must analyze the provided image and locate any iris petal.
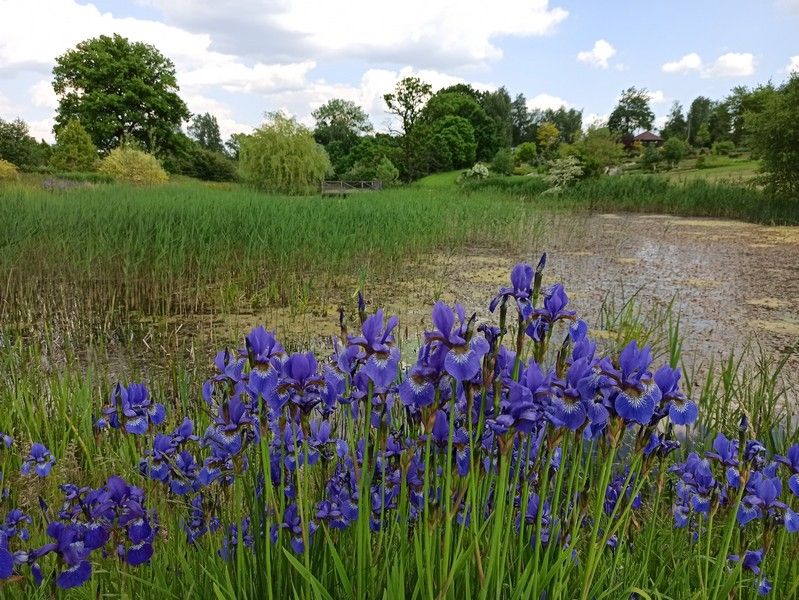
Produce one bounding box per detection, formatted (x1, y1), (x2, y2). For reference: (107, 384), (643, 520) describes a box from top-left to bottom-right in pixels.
(56, 560), (92, 589)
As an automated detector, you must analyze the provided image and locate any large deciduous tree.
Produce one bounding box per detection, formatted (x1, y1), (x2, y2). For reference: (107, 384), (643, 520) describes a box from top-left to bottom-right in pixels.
(607, 87), (654, 139)
(0, 118), (48, 168)
(511, 93), (535, 146)
(384, 77), (432, 181)
(746, 74), (799, 199)
(420, 91), (495, 161)
(686, 96), (714, 146)
(479, 86), (514, 153)
(660, 101), (688, 140)
(188, 113), (224, 153)
(312, 98), (372, 176)
(52, 34), (190, 154)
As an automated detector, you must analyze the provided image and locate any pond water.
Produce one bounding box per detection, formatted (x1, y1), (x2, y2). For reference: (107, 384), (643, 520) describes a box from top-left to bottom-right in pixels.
(218, 213), (798, 365)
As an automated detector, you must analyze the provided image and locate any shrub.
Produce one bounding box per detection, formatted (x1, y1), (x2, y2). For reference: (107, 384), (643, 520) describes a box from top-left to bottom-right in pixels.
(514, 142), (538, 165)
(99, 146), (169, 184)
(187, 147), (237, 182)
(374, 156), (400, 186)
(661, 137), (688, 169)
(239, 112), (332, 195)
(638, 145), (662, 172)
(712, 140), (736, 156)
(461, 163), (490, 180)
(344, 156), (400, 186)
(545, 156), (583, 188)
(50, 119), (98, 172)
(0, 158), (19, 181)
(490, 148), (514, 175)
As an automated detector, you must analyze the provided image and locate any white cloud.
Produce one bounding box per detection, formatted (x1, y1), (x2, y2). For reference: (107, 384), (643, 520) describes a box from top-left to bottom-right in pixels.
(647, 90), (668, 104)
(776, 0), (799, 14)
(180, 61), (316, 95)
(0, 91), (14, 116)
(661, 52), (702, 73)
(28, 116), (55, 141)
(576, 39), (616, 69)
(527, 93), (569, 111)
(662, 51), (755, 78)
(702, 52), (755, 78)
(583, 112), (608, 129)
(184, 94), (253, 141)
(786, 55), (799, 73)
(0, 0), (513, 143)
(142, 0), (569, 68)
(29, 80), (59, 109)
(257, 67), (496, 134)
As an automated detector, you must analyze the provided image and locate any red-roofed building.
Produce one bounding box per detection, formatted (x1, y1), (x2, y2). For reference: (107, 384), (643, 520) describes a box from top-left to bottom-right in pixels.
(632, 130), (663, 147)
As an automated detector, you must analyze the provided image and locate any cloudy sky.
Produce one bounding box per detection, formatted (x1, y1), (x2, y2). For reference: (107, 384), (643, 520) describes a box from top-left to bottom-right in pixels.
(1, 0), (798, 142)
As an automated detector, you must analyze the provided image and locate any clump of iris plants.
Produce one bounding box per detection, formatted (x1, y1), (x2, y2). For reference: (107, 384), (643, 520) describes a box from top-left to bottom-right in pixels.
(0, 256), (796, 597)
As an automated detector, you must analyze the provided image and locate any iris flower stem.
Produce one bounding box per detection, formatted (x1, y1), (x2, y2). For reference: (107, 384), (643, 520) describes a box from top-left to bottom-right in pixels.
(480, 445), (511, 600)
(516, 434), (536, 583)
(440, 388), (456, 595)
(541, 431), (571, 588)
(259, 433), (275, 600)
(710, 481), (745, 593)
(580, 442), (617, 600)
(530, 436), (554, 590)
(640, 471), (662, 583)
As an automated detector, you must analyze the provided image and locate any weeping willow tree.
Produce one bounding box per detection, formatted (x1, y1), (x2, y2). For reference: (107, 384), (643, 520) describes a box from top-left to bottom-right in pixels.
(239, 112), (332, 195)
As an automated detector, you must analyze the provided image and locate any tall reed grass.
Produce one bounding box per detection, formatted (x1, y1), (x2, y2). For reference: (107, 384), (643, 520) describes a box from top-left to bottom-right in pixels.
(464, 175), (798, 225)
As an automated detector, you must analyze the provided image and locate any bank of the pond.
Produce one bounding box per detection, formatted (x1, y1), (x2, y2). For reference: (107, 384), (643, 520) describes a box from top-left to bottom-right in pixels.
(463, 175), (799, 225)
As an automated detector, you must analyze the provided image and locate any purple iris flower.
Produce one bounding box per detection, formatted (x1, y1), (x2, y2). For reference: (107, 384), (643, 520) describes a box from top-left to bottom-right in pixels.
(21, 443), (55, 478)
(549, 357), (601, 431)
(424, 301), (490, 382)
(32, 522), (100, 589)
(270, 503), (317, 554)
(738, 473), (788, 526)
(347, 309), (401, 387)
(219, 518), (254, 560)
(399, 344), (447, 410)
(276, 353), (326, 415)
(671, 452), (717, 517)
(533, 284), (576, 324)
(0, 432), (12, 449)
(728, 549), (764, 574)
(204, 393), (258, 457)
(603, 341), (661, 424)
(244, 326), (284, 399)
(99, 382), (165, 435)
(489, 263), (534, 319)
(643, 433), (681, 459)
(654, 365), (697, 426)
(139, 433), (176, 483)
(569, 320), (596, 363)
(775, 444), (799, 497)
(705, 433), (739, 467)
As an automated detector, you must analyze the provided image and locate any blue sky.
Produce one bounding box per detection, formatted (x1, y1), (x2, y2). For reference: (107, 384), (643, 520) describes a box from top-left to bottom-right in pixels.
(1, 0), (797, 141)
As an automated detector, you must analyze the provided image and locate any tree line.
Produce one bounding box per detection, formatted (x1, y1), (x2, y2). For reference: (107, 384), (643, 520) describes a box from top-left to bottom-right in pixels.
(0, 33), (797, 198)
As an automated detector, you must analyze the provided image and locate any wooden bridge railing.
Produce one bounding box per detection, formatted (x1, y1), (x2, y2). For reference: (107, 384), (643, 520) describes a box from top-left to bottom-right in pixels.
(320, 180), (383, 196)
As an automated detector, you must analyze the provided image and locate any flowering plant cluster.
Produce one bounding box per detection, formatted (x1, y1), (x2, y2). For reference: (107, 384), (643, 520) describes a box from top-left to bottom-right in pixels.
(0, 257), (796, 596)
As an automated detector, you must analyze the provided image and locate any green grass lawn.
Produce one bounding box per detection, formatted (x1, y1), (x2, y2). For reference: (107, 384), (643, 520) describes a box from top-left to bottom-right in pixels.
(413, 170), (463, 188)
(659, 156), (761, 183)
